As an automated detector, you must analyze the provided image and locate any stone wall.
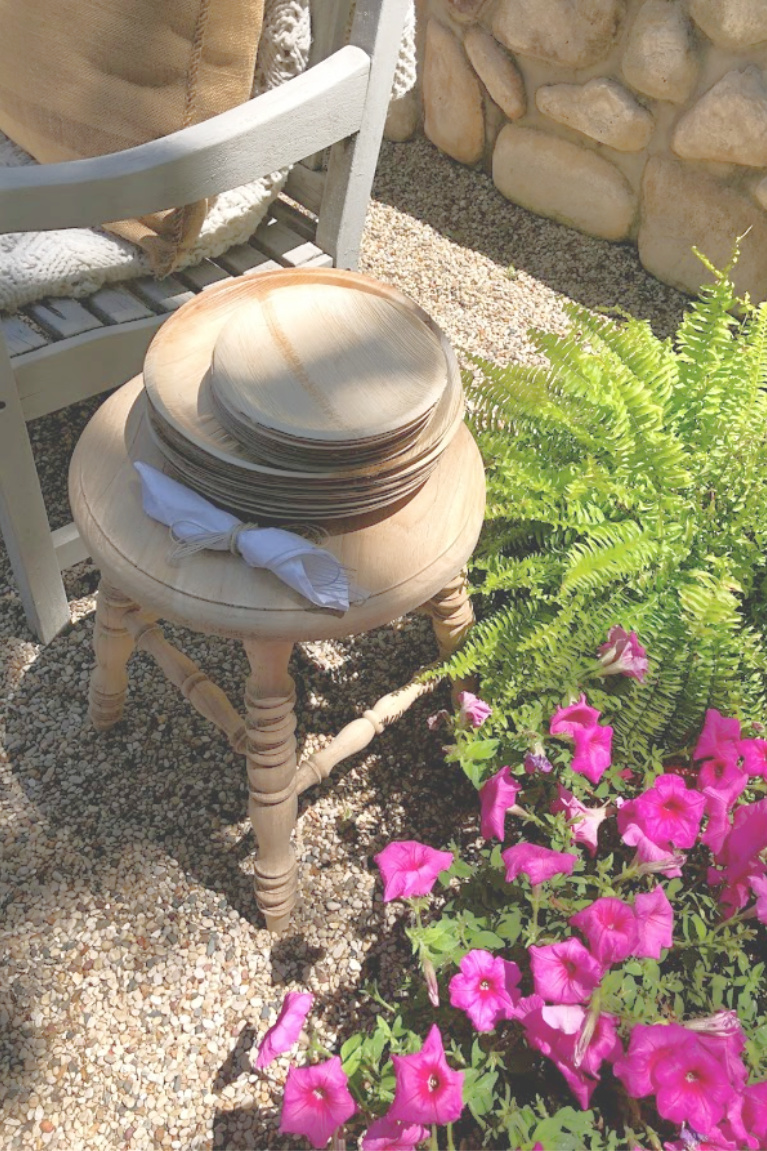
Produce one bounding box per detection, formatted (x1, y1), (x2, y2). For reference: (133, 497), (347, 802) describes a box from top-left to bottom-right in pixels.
(395, 0), (767, 301)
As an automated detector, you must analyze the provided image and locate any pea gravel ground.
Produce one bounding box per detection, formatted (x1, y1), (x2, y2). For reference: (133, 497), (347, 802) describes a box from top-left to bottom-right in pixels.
(0, 139), (690, 1151)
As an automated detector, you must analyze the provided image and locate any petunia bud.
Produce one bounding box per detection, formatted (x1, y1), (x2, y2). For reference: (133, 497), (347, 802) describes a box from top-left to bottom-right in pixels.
(597, 626), (648, 682)
(423, 957), (440, 1007)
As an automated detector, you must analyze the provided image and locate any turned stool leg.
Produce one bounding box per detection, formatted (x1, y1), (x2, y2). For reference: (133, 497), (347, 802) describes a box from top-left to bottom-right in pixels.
(422, 569), (476, 703)
(89, 579), (140, 730)
(423, 568), (475, 658)
(243, 639), (299, 934)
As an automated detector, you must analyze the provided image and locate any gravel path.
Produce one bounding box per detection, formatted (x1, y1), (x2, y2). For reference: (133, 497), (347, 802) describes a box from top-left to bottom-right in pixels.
(0, 138), (689, 1151)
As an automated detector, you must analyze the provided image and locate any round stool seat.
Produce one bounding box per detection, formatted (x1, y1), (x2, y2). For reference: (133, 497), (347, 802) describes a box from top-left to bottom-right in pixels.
(69, 377), (486, 641)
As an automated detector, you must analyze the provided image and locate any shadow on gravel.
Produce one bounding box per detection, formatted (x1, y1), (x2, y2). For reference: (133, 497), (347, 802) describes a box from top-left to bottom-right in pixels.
(373, 137), (691, 340)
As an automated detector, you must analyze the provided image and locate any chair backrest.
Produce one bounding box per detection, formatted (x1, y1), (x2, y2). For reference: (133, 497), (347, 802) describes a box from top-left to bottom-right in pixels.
(0, 0), (409, 263)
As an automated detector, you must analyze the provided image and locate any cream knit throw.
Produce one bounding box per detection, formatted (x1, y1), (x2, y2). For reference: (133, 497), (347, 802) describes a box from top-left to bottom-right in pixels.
(0, 0), (416, 314)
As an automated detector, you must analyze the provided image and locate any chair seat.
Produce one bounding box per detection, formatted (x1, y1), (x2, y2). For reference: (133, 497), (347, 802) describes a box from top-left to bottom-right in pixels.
(68, 376), (486, 642)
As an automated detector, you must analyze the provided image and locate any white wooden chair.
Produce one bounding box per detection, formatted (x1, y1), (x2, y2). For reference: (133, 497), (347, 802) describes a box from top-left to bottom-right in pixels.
(0, 0), (410, 644)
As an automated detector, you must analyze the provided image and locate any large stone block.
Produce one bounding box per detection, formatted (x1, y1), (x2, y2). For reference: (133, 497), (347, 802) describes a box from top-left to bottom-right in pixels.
(385, 90), (420, 143)
(622, 0), (698, 104)
(672, 67), (767, 167)
(423, 19), (485, 165)
(464, 26), (526, 121)
(536, 77), (654, 151)
(492, 123), (637, 239)
(689, 0), (767, 50)
(639, 155), (767, 300)
(492, 0), (624, 68)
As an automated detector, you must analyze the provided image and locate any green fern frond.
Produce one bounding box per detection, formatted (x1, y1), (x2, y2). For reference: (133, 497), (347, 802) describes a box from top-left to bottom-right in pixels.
(455, 250), (767, 763)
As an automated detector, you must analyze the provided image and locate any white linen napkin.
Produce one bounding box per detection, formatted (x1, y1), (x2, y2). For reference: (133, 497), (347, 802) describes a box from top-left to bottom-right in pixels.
(134, 462), (360, 613)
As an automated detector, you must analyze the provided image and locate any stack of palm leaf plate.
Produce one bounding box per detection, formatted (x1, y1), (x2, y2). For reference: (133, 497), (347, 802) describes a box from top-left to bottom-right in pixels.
(142, 267), (464, 521)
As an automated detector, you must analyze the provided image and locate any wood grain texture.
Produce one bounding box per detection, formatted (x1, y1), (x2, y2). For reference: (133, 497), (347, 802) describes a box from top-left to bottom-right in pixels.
(68, 375), (486, 642)
(28, 298), (103, 339)
(243, 639), (299, 933)
(123, 611), (248, 754)
(88, 580), (141, 730)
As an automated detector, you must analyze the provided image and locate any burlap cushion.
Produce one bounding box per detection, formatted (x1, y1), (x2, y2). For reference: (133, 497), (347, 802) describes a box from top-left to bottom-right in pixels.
(0, 0), (265, 273)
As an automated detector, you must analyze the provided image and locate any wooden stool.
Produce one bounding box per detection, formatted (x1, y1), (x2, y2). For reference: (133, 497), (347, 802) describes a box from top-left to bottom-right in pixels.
(69, 377), (486, 931)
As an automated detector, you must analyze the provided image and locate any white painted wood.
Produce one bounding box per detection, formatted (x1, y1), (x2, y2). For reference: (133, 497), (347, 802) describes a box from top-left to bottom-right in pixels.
(214, 244), (275, 277)
(2, 315), (48, 356)
(52, 521), (90, 569)
(15, 317), (164, 420)
(131, 276), (196, 313)
(0, 339), (70, 641)
(271, 196), (319, 243)
(0, 49), (370, 233)
(284, 164), (325, 216)
(28, 298), (103, 339)
(88, 286), (154, 324)
(318, 0), (412, 267)
(252, 217), (326, 266)
(176, 260), (232, 292)
(305, 0), (356, 170)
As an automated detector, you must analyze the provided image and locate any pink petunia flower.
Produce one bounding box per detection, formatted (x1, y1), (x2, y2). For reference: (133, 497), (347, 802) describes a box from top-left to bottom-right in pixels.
(457, 692), (492, 729)
(633, 886), (674, 958)
(374, 841), (453, 903)
(709, 798), (767, 914)
(448, 949), (521, 1032)
(621, 822), (685, 877)
(479, 766), (523, 841)
(529, 938), (603, 1004)
(700, 787), (733, 855)
(550, 695), (601, 738)
(279, 1057), (357, 1149)
(502, 842), (577, 887)
(697, 755), (747, 810)
(652, 1032), (738, 1134)
(597, 626), (649, 681)
(742, 1082), (767, 1143)
(613, 1022), (688, 1098)
(694, 709), (741, 766)
(629, 774), (706, 849)
(739, 738), (767, 779)
(551, 785), (609, 857)
(360, 1117), (428, 1150)
(389, 1025), (464, 1126)
(750, 873), (767, 923)
(253, 991), (314, 1069)
(571, 723), (613, 785)
(570, 897), (638, 967)
(522, 1003), (620, 1110)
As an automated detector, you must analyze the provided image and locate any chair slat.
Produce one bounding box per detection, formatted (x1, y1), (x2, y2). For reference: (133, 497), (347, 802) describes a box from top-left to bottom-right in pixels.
(88, 286), (154, 324)
(177, 260), (232, 292)
(131, 276), (196, 313)
(2, 314), (49, 356)
(215, 244), (277, 276)
(253, 217), (329, 267)
(272, 196), (319, 243)
(27, 298), (103, 339)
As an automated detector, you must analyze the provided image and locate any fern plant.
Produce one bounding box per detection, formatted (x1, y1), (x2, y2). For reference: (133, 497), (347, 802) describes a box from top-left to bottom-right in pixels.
(449, 254), (767, 765)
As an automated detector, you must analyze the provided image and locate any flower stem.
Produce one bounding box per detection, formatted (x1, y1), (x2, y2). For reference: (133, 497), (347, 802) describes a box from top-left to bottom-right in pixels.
(446, 1123), (456, 1151)
(430, 1124), (439, 1151)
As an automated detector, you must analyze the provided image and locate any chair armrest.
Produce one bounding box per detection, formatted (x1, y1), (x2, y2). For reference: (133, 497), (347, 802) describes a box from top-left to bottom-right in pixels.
(0, 46), (370, 235)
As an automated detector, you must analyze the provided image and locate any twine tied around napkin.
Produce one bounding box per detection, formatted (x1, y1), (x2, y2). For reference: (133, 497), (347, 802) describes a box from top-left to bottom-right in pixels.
(134, 462), (364, 614)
